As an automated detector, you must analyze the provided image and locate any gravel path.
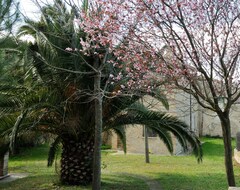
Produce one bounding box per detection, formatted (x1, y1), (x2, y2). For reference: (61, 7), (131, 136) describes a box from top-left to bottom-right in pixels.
(0, 173), (28, 183)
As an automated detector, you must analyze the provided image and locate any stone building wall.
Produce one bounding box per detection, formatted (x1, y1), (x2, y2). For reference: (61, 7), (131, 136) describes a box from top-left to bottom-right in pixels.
(124, 125), (173, 155)
(202, 104), (240, 137)
(110, 91), (200, 155)
(108, 90), (240, 155)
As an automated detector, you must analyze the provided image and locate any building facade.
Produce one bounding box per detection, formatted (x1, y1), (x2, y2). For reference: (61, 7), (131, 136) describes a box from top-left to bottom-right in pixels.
(106, 90), (240, 155)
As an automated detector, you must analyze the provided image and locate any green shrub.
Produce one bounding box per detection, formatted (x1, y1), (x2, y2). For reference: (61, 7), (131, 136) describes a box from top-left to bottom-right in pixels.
(101, 144), (112, 150)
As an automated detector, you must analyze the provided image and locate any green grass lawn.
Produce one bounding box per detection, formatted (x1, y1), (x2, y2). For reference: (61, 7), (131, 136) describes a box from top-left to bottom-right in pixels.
(0, 137), (240, 190)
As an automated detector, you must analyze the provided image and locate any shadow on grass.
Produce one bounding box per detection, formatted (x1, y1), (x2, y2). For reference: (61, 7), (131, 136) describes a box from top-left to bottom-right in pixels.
(202, 141), (224, 157)
(154, 172), (228, 190)
(201, 138), (225, 157)
(10, 145), (51, 162)
(201, 137), (237, 157)
(102, 174), (148, 190)
(0, 174), (148, 190)
(0, 175), (59, 190)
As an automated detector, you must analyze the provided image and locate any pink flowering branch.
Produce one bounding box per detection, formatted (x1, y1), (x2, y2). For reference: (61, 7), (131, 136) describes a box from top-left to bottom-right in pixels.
(130, 0), (240, 186)
(74, 0), (167, 95)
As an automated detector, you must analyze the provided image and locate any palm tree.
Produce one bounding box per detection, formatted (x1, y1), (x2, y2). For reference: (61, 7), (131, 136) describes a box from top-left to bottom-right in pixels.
(0, 40), (26, 155)
(1, 0), (203, 186)
(0, 38), (51, 155)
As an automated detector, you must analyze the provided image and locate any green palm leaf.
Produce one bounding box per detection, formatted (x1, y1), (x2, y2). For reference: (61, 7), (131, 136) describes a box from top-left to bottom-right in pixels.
(48, 136), (61, 167)
(105, 102), (202, 160)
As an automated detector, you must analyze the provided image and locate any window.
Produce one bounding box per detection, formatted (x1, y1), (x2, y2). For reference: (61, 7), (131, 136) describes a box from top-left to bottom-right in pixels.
(142, 127), (157, 137)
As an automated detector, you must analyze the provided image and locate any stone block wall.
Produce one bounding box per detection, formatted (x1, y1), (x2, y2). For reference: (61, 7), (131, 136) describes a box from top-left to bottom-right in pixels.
(0, 152), (9, 177)
(124, 125), (174, 155)
(202, 104), (240, 137)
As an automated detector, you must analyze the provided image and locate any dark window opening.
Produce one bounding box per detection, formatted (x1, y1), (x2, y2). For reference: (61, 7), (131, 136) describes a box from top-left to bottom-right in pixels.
(142, 127), (157, 137)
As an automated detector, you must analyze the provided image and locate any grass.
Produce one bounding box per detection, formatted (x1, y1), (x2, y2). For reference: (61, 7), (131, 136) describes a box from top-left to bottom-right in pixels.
(0, 137), (240, 190)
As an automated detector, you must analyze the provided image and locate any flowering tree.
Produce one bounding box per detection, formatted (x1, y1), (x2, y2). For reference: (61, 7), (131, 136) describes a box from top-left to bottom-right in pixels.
(13, 1), (203, 189)
(75, 2), (168, 189)
(82, 0), (240, 187)
(66, 0), (204, 189)
(125, 0), (240, 187)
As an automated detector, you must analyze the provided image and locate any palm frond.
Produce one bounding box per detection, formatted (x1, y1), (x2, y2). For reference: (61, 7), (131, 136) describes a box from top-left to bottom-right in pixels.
(110, 126), (126, 153)
(103, 95), (140, 121)
(150, 89), (169, 110)
(0, 114), (17, 136)
(146, 125), (173, 153)
(9, 109), (28, 154)
(0, 94), (21, 112)
(105, 102), (202, 160)
(48, 136), (61, 167)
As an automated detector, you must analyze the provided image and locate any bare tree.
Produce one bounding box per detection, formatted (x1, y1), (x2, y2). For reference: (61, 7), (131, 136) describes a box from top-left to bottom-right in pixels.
(134, 0), (240, 186)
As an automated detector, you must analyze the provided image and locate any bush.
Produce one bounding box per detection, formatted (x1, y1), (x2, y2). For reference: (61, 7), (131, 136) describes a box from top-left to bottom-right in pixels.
(101, 144), (112, 150)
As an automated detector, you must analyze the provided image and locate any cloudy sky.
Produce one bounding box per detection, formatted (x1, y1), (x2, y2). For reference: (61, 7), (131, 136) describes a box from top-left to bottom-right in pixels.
(17, 0), (53, 40)
(19, 0), (54, 20)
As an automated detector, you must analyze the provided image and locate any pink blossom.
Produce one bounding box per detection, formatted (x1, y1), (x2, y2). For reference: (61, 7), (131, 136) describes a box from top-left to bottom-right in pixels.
(65, 47), (73, 51)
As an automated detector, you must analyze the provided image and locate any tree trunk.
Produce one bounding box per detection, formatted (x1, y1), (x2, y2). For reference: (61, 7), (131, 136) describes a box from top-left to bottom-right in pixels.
(92, 68), (103, 190)
(219, 113), (235, 187)
(144, 126), (150, 163)
(60, 138), (94, 185)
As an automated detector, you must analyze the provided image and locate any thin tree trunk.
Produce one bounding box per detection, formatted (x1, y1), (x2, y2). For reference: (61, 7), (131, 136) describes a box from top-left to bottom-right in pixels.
(92, 59), (102, 190)
(144, 126), (150, 163)
(141, 98), (150, 163)
(219, 113), (235, 187)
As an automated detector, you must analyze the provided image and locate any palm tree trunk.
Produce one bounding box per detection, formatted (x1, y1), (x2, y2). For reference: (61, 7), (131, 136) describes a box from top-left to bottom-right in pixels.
(60, 137), (94, 185)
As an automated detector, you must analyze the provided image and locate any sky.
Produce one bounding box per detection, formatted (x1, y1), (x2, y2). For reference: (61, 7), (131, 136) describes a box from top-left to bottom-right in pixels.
(17, 0), (77, 41)
(17, 0), (54, 41)
(19, 0), (51, 20)
(19, 0), (81, 20)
